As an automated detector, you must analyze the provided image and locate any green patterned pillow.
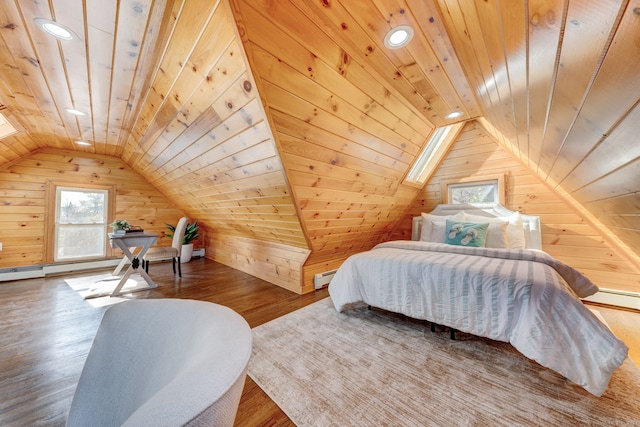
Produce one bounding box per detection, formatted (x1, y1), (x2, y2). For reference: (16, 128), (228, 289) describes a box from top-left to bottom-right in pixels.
(444, 220), (489, 247)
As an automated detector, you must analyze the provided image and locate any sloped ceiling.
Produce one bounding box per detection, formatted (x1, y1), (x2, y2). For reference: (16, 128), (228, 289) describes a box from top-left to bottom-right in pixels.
(436, 0), (640, 260)
(0, 0), (638, 263)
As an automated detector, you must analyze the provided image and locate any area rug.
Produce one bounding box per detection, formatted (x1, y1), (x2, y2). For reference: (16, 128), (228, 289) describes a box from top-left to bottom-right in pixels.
(65, 273), (151, 307)
(248, 298), (640, 426)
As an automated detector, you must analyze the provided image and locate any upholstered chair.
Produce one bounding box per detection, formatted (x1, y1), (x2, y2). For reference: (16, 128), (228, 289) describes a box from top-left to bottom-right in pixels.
(142, 217), (188, 277)
(66, 299), (252, 427)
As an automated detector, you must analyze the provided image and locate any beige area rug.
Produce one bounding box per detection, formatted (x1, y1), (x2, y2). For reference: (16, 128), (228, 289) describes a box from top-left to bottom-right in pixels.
(65, 273), (152, 307)
(248, 298), (640, 427)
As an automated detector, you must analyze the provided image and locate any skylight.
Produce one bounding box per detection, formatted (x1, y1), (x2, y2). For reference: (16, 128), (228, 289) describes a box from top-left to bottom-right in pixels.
(0, 112), (18, 140)
(404, 123), (464, 185)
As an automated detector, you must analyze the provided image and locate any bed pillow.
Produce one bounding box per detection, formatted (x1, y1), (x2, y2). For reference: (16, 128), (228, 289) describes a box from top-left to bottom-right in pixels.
(420, 212), (466, 242)
(458, 215), (509, 248)
(444, 220), (489, 247)
(464, 211), (526, 249)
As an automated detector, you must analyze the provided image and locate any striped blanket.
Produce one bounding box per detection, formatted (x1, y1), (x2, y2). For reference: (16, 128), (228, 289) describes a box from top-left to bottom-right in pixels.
(328, 241), (628, 396)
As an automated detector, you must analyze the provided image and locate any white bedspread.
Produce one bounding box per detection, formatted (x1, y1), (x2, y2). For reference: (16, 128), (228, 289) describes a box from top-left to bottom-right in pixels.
(328, 240), (628, 396)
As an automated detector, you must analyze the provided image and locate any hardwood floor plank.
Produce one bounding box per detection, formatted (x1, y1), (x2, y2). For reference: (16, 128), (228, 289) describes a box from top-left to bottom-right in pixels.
(0, 258), (328, 426)
(0, 257), (636, 426)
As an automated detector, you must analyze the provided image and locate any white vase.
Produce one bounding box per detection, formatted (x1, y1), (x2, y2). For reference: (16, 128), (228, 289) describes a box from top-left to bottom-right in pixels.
(181, 243), (194, 263)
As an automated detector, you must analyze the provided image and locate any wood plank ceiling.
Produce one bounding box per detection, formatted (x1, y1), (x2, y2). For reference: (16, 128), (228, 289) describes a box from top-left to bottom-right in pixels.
(0, 0), (638, 266)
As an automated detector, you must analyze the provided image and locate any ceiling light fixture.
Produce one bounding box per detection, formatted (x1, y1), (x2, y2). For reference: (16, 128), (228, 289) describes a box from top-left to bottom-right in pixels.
(74, 140), (92, 146)
(34, 18), (76, 40)
(445, 111), (463, 119)
(383, 25), (414, 49)
(65, 108), (86, 116)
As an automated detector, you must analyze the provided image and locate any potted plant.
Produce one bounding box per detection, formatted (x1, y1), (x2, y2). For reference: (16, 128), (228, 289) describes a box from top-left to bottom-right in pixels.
(166, 220), (200, 263)
(110, 219), (130, 235)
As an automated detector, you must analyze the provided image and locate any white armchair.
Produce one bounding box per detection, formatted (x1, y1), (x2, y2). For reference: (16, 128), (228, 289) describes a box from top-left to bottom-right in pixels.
(143, 217), (188, 277)
(66, 299), (252, 427)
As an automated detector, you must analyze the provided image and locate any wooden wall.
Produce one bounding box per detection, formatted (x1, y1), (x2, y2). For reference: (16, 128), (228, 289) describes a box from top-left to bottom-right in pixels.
(231, 0), (438, 287)
(436, 0), (640, 261)
(114, 0), (306, 246)
(394, 122), (640, 294)
(0, 149), (185, 268)
(1, 0), (637, 296)
(208, 234), (310, 294)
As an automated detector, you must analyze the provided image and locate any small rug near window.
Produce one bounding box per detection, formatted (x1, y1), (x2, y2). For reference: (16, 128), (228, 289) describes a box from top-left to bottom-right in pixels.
(248, 297), (640, 426)
(65, 273), (151, 307)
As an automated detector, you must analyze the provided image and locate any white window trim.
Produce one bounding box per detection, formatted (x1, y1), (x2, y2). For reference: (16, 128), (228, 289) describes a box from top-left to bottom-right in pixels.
(45, 181), (116, 263)
(441, 174), (506, 206)
(54, 186), (109, 261)
(403, 122), (464, 187)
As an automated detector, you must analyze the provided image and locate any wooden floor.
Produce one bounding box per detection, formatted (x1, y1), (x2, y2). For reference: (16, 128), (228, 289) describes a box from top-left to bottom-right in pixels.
(0, 257), (638, 426)
(0, 258), (327, 426)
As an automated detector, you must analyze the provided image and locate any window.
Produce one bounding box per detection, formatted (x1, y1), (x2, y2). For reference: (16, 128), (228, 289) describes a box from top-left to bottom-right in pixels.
(54, 187), (108, 261)
(448, 180), (499, 207)
(404, 122), (464, 186)
(0, 111), (19, 140)
(442, 175), (505, 207)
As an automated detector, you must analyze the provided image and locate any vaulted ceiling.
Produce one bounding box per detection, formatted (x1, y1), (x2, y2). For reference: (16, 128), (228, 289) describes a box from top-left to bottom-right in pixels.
(0, 0), (638, 264)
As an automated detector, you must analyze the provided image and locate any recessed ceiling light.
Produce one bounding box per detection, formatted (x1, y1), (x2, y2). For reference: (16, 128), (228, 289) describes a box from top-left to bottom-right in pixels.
(65, 108), (86, 116)
(34, 18), (76, 40)
(74, 140), (92, 146)
(384, 25), (414, 49)
(445, 111), (463, 119)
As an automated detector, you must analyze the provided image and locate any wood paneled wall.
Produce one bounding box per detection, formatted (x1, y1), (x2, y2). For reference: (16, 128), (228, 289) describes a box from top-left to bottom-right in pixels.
(1, 0), (637, 296)
(437, 0), (640, 262)
(208, 234), (310, 294)
(394, 122), (640, 294)
(231, 0), (438, 284)
(0, 149), (184, 268)
(116, 0), (308, 254)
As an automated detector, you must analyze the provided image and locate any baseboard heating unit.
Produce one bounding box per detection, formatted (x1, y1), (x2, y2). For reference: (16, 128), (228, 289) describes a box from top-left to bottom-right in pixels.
(314, 270), (337, 289)
(0, 258), (122, 282)
(583, 288), (640, 311)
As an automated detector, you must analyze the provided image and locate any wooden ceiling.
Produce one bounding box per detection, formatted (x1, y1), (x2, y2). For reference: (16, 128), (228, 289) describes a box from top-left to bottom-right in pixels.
(0, 0), (638, 262)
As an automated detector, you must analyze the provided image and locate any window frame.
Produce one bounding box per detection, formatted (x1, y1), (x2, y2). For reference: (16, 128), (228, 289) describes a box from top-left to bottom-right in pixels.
(403, 122), (464, 187)
(441, 174), (506, 207)
(45, 181), (116, 263)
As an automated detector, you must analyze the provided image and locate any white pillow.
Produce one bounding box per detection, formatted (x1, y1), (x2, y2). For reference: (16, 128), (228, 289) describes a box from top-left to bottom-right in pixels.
(482, 219), (509, 248)
(506, 212), (526, 249)
(420, 212), (465, 242)
(464, 211), (526, 249)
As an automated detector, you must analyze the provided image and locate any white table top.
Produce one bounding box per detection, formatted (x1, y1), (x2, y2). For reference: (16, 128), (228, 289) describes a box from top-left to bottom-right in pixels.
(108, 232), (158, 239)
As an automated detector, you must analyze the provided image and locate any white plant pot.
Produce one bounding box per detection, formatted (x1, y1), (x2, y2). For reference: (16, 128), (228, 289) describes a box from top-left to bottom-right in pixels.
(181, 243), (194, 263)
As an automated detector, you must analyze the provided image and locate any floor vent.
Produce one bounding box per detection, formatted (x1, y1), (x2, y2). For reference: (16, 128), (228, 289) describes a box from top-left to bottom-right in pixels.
(314, 270), (337, 289)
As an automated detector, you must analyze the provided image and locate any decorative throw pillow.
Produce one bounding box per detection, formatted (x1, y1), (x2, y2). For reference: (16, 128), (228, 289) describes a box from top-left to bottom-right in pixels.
(444, 220), (489, 247)
(459, 214), (509, 248)
(464, 211), (526, 249)
(420, 211), (465, 242)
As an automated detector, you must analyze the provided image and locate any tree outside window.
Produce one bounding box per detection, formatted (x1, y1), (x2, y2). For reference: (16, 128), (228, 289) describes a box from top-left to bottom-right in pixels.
(444, 176), (504, 207)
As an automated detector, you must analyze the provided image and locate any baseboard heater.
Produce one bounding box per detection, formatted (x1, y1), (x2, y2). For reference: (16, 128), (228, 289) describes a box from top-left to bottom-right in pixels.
(314, 270), (337, 289)
(583, 288), (640, 311)
(0, 259), (122, 282)
(192, 248), (205, 258)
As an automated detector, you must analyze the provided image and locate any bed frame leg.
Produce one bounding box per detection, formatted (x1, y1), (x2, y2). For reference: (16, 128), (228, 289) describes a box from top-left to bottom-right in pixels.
(430, 323), (435, 333)
(450, 328), (456, 340)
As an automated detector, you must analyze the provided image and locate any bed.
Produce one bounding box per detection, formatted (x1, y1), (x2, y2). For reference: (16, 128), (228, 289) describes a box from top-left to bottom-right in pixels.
(328, 203), (629, 396)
